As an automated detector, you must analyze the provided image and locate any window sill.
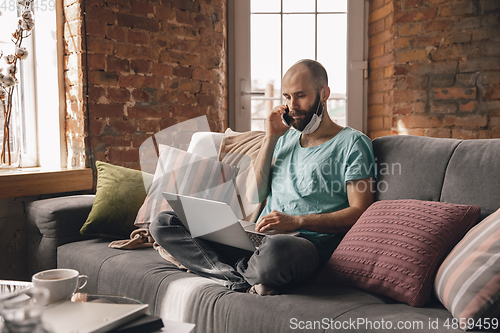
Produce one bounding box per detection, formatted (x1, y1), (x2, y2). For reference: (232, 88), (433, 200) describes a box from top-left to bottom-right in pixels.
(0, 168), (93, 199)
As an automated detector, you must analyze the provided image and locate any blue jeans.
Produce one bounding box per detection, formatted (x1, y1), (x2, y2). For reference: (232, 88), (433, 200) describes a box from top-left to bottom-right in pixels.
(150, 211), (320, 291)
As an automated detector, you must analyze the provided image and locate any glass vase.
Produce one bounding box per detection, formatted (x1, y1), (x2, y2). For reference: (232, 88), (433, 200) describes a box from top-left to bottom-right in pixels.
(1, 85), (22, 169)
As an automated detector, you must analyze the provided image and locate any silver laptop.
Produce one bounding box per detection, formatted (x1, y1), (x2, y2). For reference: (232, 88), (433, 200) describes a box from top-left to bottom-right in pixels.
(162, 192), (299, 251)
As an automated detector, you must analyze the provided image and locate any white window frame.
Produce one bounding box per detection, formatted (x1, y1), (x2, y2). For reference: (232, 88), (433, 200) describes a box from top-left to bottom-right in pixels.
(228, 0), (368, 133)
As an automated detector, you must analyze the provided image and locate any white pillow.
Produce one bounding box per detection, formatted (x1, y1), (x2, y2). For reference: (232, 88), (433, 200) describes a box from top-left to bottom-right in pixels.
(187, 132), (224, 157)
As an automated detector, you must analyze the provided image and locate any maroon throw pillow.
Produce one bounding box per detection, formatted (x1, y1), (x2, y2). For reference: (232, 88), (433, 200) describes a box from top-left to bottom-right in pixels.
(315, 199), (481, 307)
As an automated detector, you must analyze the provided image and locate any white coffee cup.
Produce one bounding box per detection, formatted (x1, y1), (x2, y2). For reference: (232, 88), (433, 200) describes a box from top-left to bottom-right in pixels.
(32, 269), (88, 304)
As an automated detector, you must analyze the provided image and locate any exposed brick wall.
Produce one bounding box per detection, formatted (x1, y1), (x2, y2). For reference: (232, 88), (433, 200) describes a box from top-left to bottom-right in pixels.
(368, 0), (500, 139)
(64, 0), (86, 169)
(64, 0), (228, 171)
(368, 0), (396, 138)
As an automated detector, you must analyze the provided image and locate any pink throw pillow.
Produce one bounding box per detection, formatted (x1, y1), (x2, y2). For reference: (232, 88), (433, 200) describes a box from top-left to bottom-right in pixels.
(316, 199), (481, 307)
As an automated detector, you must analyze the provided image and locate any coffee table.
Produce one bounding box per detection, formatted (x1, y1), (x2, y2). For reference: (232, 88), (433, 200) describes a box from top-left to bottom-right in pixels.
(0, 280), (195, 333)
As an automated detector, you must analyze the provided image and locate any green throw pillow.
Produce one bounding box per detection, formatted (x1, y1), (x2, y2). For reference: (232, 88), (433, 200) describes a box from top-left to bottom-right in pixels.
(80, 161), (154, 238)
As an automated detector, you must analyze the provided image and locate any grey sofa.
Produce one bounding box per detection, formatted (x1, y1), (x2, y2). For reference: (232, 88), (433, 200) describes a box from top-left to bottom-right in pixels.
(26, 133), (500, 333)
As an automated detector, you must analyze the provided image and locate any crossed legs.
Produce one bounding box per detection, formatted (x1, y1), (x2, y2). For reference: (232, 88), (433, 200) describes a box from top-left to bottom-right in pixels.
(150, 211), (319, 292)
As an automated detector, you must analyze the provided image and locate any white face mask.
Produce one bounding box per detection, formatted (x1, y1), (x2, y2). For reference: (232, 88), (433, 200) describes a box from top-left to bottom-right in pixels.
(296, 100), (324, 135)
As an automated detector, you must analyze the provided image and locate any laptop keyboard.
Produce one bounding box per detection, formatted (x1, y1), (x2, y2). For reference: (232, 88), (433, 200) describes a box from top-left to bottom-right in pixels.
(246, 232), (265, 247)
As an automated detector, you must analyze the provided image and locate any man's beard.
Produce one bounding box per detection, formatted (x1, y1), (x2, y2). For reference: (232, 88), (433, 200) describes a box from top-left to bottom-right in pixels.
(290, 94), (322, 132)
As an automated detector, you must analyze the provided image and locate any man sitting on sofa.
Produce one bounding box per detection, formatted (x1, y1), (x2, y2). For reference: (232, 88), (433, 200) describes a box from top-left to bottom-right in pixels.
(150, 59), (376, 295)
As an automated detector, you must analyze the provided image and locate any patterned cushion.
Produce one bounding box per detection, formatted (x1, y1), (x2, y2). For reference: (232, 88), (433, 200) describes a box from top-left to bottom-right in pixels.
(218, 129), (266, 222)
(434, 208), (500, 330)
(135, 144), (239, 227)
(315, 199), (481, 307)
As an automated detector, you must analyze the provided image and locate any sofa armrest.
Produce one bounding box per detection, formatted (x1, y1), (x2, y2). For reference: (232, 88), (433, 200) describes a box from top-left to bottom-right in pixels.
(26, 195), (96, 276)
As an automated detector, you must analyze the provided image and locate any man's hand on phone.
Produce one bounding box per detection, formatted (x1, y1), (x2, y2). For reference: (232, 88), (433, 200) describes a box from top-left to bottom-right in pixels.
(267, 105), (290, 138)
(281, 106), (292, 127)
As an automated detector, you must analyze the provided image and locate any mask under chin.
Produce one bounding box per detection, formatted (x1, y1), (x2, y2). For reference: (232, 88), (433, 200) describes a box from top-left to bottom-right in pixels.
(295, 101), (324, 134)
(298, 112), (323, 134)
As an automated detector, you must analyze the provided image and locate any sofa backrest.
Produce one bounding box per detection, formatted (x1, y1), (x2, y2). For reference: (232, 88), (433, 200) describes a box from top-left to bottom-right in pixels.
(439, 139), (500, 220)
(188, 132), (500, 222)
(373, 135), (500, 221)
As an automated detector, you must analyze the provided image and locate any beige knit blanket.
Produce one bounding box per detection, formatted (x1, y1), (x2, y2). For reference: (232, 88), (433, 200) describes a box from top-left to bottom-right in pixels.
(109, 228), (188, 271)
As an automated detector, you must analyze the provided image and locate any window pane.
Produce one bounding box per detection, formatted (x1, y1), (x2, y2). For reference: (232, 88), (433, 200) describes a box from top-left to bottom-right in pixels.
(318, 0), (347, 12)
(1, 8), (38, 167)
(282, 14), (315, 76)
(251, 14), (281, 130)
(283, 0), (315, 13)
(251, 0), (280, 13)
(0, 10), (18, 49)
(251, 14), (281, 94)
(317, 14), (346, 95)
(317, 13), (347, 126)
(0, 9), (19, 162)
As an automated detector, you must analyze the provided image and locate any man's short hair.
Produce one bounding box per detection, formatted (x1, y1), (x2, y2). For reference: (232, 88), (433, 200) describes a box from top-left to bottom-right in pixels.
(296, 59), (328, 92)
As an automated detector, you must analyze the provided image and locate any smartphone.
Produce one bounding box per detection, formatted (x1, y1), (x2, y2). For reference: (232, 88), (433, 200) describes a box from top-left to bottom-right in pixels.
(281, 106), (292, 127)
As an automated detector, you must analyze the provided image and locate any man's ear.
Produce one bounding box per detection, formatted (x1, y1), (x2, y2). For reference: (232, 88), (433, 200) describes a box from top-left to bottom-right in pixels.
(321, 86), (330, 102)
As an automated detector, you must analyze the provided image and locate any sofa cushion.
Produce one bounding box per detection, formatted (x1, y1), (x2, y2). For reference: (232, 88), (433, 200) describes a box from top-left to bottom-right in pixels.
(169, 283), (482, 333)
(440, 139), (500, 221)
(331, 300), (481, 333)
(434, 208), (500, 329)
(372, 135), (460, 202)
(80, 161), (153, 238)
(316, 199), (481, 307)
(57, 239), (484, 333)
(57, 239), (196, 314)
(58, 240), (394, 331)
